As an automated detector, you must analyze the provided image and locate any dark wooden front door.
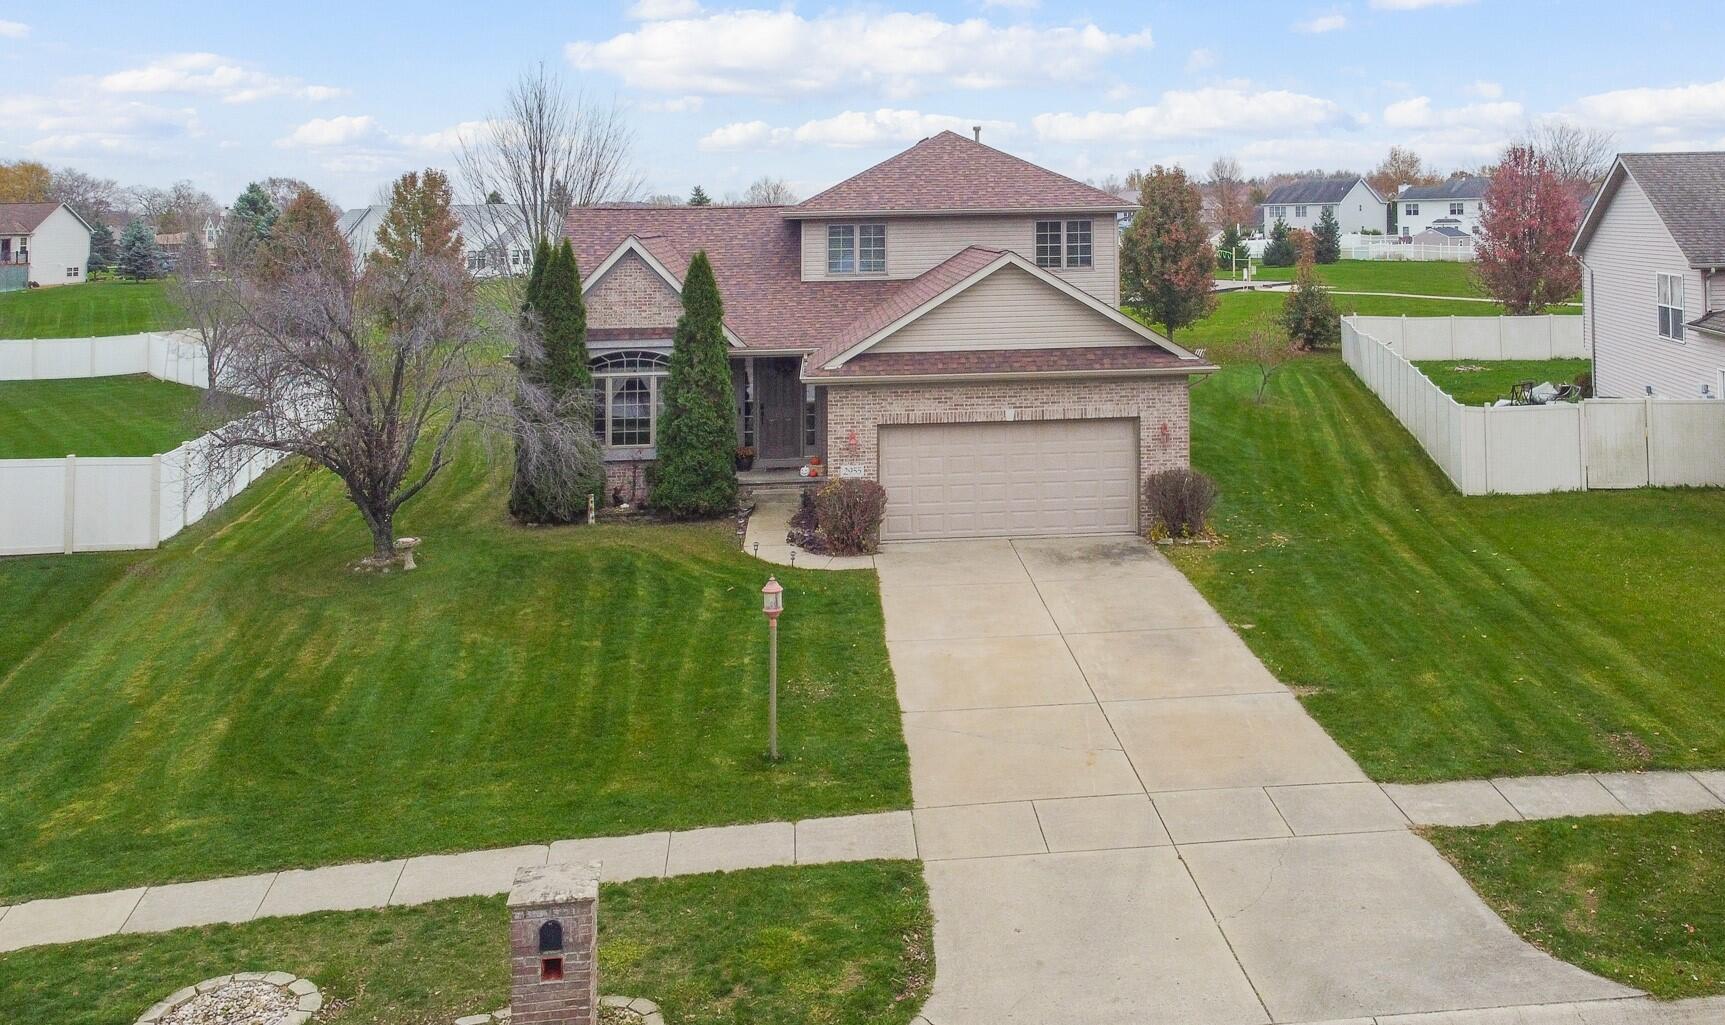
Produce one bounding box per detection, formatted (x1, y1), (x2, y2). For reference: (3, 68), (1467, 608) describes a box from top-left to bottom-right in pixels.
(758, 359), (803, 463)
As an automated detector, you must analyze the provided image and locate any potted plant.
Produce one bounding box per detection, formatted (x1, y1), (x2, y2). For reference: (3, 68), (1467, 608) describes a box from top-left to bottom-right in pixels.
(735, 445), (756, 471)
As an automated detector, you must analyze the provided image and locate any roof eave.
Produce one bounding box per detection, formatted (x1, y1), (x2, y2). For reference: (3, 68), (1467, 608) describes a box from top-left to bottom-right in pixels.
(784, 204), (1132, 221)
(809, 363), (1219, 385)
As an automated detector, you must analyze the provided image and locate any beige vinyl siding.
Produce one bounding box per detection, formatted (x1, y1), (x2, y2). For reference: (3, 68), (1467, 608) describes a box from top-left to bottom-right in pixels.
(1580, 176), (1725, 398)
(25, 207), (92, 288)
(871, 265), (1147, 354)
(801, 215), (1120, 305)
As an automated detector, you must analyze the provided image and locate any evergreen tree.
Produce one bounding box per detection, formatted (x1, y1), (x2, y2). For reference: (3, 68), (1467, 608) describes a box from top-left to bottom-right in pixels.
(1313, 206), (1342, 264)
(509, 240), (604, 523)
(87, 222), (117, 274)
(1262, 218), (1296, 267)
(229, 182), (278, 248)
(486, 190), (505, 204)
(1281, 258), (1341, 350)
(1119, 165), (1217, 341)
(649, 251), (737, 517)
(688, 185), (713, 207)
(117, 219), (162, 280)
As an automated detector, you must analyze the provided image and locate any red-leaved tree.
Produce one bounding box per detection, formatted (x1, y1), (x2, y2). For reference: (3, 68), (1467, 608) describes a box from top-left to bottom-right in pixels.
(1121, 165), (1217, 341)
(1474, 146), (1583, 314)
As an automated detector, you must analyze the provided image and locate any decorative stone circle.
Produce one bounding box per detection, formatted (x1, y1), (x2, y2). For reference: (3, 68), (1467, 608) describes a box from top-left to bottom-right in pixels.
(454, 995), (666, 1025)
(135, 973), (322, 1025)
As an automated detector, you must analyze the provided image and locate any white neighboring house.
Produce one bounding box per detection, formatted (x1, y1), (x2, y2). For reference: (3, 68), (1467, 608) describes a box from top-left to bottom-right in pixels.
(1572, 152), (1725, 399)
(336, 203), (533, 276)
(1261, 177), (1386, 235)
(0, 203), (94, 288)
(1396, 176), (1489, 239)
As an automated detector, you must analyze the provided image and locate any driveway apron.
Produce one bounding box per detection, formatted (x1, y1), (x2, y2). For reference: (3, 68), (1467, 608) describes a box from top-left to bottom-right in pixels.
(878, 536), (1634, 1025)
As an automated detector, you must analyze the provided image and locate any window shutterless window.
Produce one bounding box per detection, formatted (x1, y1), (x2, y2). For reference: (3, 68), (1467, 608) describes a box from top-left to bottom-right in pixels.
(1294, 205), (1308, 218)
(1657, 273), (1685, 341)
(1450, 202), (1465, 216)
(591, 350), (671, 447)
(826, 224), (855, 274)
(1405, 203), (1419, 216)
(858, 224), (885, 272)
(1269, 206), (1285, 218)
(1035, 221), (1063, 267)
(803, 384), (818, 448)
(1064, 220), (1092, 268)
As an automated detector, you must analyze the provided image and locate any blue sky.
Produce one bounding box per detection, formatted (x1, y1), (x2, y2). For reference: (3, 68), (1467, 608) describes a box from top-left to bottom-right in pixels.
(2, 1), (1719, 209)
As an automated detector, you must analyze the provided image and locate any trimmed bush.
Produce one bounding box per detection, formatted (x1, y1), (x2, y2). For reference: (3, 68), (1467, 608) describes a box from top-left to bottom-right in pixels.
(1143, 467), (1218, 540)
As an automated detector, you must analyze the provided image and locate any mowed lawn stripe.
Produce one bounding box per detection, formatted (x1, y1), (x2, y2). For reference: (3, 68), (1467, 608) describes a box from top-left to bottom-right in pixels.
(0, 437), (910, 903)
(0, 280), (183, 339)
(1171, 357), (1725, 782)
(0, 375), (206, 458)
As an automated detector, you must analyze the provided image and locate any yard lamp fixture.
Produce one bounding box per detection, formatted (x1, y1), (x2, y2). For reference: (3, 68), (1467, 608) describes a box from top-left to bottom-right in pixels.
(761, 576), (784, 761)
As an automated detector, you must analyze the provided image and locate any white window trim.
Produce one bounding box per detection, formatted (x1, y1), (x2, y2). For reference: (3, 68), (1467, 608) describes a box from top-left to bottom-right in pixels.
(1033, 219), (1095, 269)
(1405, 203), (1420, 216)
(826, 222), (887, 275)
(1294, 205), (1308, 218)
(1450, 202), (1466, 216)
(591, 350), (671, 449)
(1656, 272), (1685, 343)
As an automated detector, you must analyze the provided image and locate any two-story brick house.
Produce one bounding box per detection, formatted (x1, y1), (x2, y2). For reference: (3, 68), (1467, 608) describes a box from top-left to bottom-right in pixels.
(566, 131), (1214, 541)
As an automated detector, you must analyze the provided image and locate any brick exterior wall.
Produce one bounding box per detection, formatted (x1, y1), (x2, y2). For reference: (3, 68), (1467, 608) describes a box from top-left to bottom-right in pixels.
(586, 253), (682, 330)
(509, 899), (597, 1025)
(602, 460), (652, 506)
(823, 376), (1193, 526)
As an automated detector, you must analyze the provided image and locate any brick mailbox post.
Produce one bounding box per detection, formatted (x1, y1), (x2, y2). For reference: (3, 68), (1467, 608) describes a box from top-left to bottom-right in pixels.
(508, 862), (601, 1025)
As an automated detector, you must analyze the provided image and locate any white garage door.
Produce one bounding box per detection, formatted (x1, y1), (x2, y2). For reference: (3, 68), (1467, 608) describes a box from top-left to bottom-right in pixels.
(878, 419), (1138, 541)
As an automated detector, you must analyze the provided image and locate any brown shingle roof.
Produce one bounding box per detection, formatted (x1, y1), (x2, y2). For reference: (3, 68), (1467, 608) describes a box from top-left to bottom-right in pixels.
(0, 202), (62, 235)
(792, 131), (1130, 217)
(807, 345), (1193, 381)
(805, 246), (1003, 369)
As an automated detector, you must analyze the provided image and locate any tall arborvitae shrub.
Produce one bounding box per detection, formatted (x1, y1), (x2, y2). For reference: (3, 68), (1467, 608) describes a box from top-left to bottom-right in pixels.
(1262, 218), (1296, 267)
(649, 251), (737, 517)
(1313, 206), (1342, 264)
(509, 240), (605, 522)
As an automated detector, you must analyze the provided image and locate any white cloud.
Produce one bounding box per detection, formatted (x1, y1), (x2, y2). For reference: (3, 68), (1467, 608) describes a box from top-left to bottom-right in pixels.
(1033, 87), (1349, 143)
(0, 19), (28, 38)
(1465, 80), (1503, 100)
(1370, 0), (1475, 8)
(626, 0), (701, 18)
(1185, 48), (1216, 72)
(97, 53), (345, 104)
(276, 115), (380, 148)
(1294, 13), (1347, 33)
(638, 94), (705, 113)
(982, 0), (1041, 7)
(699, 109), (1015, 151)
(1571, 77), (1725, 131)
(397, 120), (489, 152)
(568, 10), (1152, 98)
(1383, 96), (1523, 129)
(0, 92), (200, 155)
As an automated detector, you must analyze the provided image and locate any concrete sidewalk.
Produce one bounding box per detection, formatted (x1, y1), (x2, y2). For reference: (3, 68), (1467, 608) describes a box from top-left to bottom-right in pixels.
(880, 536), (1672, 1025)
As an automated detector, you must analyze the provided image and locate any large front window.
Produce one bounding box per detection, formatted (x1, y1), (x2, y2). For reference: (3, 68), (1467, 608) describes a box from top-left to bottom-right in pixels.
(591, 350), (670, 447)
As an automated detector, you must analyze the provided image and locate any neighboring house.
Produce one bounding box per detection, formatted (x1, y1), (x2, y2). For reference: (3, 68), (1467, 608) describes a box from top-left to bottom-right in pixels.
(0, 202), (94, 289)
(201, 209), (227, 251)
(566, 130), (1215, 541)
(1396, 176), (1489, 238)
(1572, 152), (1725, 399)
(1261, 177), (1386, 235)
(1407, 225), (1474, 248)
(337, 203), (533, 276)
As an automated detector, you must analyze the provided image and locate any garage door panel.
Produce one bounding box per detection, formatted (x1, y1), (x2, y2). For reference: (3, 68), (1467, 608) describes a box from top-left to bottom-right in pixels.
(879, 419), (1138, 541)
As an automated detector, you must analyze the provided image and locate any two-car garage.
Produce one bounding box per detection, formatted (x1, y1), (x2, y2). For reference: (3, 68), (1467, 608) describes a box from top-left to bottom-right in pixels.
(877, 418), (1139, 541)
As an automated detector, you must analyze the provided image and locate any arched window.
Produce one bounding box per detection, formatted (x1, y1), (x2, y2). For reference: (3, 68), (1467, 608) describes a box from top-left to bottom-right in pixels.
(539, 920), (563, 952)
(591, 350), (671, 448)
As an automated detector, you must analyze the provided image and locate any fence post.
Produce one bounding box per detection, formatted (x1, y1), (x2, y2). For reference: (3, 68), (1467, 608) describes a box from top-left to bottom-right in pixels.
(1449, 315), (1456, 359)
(149, 454), (163, 548)
(63, 454), (76, 554)
(1644, 396), (1656, 486)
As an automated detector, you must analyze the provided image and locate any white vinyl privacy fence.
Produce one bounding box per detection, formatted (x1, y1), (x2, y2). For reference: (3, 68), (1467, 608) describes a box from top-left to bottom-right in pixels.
(1343, 316), (1725, 495)
(1, 331), (286, 556)
(1348, 314), (1587, 360)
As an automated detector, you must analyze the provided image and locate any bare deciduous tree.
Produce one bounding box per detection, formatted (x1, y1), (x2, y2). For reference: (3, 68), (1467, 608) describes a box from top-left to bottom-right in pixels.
(1206, 155), (1253, 231)
(1520, 118), (1616, 191)
(49, 167), (122, 225)
(742, 176), (798, 205)
(1367, 146), (1440, 198)
(126, 180), (219, 233)
(1242, 314), (1294, 403)
(165, 232), (248, 420)
(456, 62), (643, 272)
(206, 187), (504, 563)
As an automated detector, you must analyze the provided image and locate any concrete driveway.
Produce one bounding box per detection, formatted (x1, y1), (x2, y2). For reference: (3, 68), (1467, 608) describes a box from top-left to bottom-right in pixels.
(879, 536), (1634, 1025)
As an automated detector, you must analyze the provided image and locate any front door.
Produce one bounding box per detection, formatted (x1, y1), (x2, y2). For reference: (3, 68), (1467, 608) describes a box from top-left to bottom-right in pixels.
(757, 360), (804, 465)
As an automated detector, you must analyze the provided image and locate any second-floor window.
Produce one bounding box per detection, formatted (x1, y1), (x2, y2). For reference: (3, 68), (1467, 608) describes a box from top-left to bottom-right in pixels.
(1294, 205), (1308, 218)
(1450, 202), (1466, 216)
(827, 223), (886, 274)
(1657, 273), (1685, 341)
(1034, 220), (1094, 269)
(1268, 206), (1286, 218)
(1405, 203), (1420, 216)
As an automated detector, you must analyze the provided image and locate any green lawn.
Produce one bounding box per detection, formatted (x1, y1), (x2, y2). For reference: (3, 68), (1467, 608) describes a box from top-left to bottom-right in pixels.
(1247, 259), (1489, 297)
(0, 375), (208, 458)
(0, 280), (183, 338)
(1166, 357), (1725, 782)
(1164, 291), (1576, 363)
(1428, 813), (1725, 999)
(0, 435), (910, 903)
(1412, 358), (1593, 406)
(0, 860), (933, 1025)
